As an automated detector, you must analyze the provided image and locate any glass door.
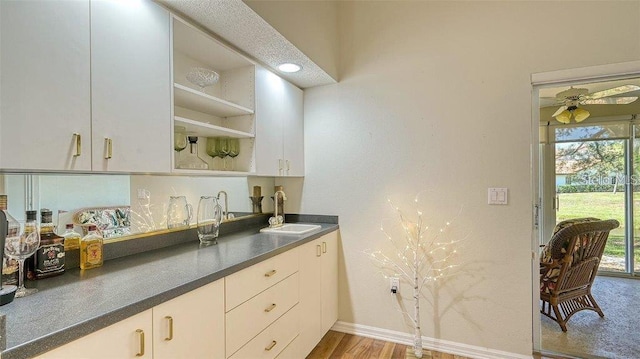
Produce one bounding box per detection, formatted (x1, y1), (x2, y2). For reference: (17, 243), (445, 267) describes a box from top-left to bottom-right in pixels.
(549, 122), (634, 273)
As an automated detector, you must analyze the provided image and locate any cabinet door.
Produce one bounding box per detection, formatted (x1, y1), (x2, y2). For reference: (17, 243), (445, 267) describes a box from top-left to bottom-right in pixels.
(0, 0), (91, 171)
(254, 66), (284, 176)
(321, 232), (339, 334)
(36, 310), (153, 359)
(297, 238), (323, 357)
(153, 279), (225, 359)
(282, 80), (304, 176)
(90, 0), (171, 173)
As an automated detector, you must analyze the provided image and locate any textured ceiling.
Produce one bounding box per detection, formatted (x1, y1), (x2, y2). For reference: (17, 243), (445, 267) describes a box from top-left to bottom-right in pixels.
(159, 0), (337, 89)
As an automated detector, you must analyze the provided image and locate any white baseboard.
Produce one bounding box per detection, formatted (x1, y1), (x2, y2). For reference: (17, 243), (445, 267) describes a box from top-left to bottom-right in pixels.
(331, 321), (533, 359)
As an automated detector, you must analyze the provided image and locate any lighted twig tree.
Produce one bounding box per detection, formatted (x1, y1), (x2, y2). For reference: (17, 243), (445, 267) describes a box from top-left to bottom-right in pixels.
(367, 192), (464, 358)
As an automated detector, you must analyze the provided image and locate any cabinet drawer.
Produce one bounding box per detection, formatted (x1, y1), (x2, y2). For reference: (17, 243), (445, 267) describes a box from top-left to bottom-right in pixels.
(228, 305), (299, 359)
(275, 335), (301, 359)
(225, 249), (298, 311)
(226, 272), (299, 356)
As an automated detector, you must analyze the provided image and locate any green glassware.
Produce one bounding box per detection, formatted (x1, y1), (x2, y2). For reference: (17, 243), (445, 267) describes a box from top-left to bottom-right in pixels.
(228, 138), (240, 171)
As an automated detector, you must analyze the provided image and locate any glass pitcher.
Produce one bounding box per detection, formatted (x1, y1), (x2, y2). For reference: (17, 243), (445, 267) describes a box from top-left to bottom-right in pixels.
(196, 196), (222, 244)
(167, 196), (192, 229)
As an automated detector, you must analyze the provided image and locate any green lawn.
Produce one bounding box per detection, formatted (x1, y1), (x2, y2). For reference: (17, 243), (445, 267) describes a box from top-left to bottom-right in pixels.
(557, 192), (640, 271)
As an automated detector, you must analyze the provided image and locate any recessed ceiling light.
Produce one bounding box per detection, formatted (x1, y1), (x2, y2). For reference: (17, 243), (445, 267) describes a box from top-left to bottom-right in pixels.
(278, 63), (301, 73)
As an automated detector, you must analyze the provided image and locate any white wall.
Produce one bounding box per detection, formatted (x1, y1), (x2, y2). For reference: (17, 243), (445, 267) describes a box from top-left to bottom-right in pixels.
(301, 1), (640, 356)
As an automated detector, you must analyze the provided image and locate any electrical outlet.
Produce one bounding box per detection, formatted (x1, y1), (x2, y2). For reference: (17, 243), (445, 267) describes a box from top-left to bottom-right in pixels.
(390, 277), (400, 294)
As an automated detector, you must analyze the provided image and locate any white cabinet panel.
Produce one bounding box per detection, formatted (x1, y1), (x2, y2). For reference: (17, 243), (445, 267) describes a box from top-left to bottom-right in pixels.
(0, 0), (91, 171)
(254, 66), (284, 176)
(226, 273), (299, 356)
(228, 305), (299, 359)
(254, 66), (304, 177)
(321, 232), (339, 333)
(36, 310), (153, 359)
(297, 238), (324, 357)
(154, 279), (225, 359)
(282, 78), (304, 177)
(297, 231), (339, 357)
(225, 248), (298, 311)
(90, 0), (171, 172)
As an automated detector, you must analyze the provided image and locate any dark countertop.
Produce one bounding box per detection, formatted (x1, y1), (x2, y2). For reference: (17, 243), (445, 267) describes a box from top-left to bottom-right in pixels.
(0, 220), (338, 359)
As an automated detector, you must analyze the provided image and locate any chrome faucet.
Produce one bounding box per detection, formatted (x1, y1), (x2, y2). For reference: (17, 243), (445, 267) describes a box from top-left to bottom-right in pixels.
(217, 190), (229, 220)
(269, 190), (287, 228)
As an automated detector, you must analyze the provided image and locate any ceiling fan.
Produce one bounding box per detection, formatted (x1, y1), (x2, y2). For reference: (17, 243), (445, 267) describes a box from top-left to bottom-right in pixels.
(548, 85), (640, 124)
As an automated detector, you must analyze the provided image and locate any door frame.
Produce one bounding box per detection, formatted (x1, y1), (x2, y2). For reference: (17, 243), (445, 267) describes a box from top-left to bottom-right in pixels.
(530, 60), (640, 353)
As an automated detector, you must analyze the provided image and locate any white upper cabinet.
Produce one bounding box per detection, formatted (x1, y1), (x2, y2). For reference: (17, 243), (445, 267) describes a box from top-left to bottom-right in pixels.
(282, 80), (305, 177)
(91, 0), (171, 173)
(0, 0), (171, 173)
(0, 0), (92, 171)
(254, 66), (304, 177)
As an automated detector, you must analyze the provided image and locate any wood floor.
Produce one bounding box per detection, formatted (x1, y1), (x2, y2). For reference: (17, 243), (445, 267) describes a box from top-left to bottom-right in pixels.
(306, 330), (468, 359)
(306, 330), (562, 359)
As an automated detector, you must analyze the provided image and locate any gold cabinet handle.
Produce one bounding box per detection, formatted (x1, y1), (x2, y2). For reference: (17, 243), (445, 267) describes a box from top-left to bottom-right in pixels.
(265, 340), (277, 351)
(135, 329), (145, 357)
(322, 241), (327, 253)
(104, 138), (113, 159)
(264, 269), (277, 277)
(264, 303), (277, 312)
(316, 244), (321, 257)
(164, 316), (174, 341)
(73, 133), (81, 157)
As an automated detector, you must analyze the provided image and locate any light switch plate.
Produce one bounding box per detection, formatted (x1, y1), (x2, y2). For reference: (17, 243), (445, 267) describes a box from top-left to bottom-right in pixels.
(488, 188), (508, 205)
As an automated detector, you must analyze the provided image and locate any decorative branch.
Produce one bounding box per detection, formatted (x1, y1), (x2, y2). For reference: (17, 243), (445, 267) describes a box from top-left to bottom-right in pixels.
(366, 193), (465, 359)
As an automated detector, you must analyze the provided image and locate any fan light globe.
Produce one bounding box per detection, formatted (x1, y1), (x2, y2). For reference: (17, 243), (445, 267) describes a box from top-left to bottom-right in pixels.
(573, 108), (590, 122)
(555, 110), (572, 124)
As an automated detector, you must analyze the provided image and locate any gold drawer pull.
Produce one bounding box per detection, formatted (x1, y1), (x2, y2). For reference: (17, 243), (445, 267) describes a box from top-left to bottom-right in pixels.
(264, 303), (277, 312)
(164, 316), (174, 341)
(105, 138), (113, 159)
(73, 133), (81, 157)
(135, 329), (145, 357)
(265, 340), (277, 351)
(264, 269), (277, 277)
(322, 241), (327, 253)
(316, 245), (321, 257)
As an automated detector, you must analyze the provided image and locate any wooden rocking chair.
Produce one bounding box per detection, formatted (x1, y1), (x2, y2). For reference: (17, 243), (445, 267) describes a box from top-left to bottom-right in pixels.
(539, 218), (620, 332)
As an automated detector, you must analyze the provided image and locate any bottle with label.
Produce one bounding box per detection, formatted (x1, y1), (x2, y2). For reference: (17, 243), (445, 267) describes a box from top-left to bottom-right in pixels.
(0, 195), (20, 286)
(62, 224), (81, 251)
(29, 209), (65, 279)
(80, 225), (103, 270)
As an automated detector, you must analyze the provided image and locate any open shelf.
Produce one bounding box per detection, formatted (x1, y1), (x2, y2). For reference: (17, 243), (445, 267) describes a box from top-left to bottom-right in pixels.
(175, 116), (254, 139)
(174, 83), (254, 118)
(171, 168), (253, 176)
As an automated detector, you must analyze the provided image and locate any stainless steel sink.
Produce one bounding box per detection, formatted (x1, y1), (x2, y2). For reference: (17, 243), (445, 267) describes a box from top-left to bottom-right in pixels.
(260, 223), (321, 235)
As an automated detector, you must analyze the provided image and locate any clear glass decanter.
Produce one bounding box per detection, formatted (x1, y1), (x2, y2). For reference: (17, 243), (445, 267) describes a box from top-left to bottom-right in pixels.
(177, 136), (209, 170)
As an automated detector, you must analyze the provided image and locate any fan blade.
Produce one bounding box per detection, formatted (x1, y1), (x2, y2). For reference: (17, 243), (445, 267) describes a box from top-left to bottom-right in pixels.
(552, 106), (568, 117)
(581, 96), (638, 105)
(586, 85), (640, 100)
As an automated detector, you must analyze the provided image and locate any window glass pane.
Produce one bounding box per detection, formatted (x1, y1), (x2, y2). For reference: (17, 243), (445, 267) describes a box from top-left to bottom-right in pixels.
(553, 124), (628, 143)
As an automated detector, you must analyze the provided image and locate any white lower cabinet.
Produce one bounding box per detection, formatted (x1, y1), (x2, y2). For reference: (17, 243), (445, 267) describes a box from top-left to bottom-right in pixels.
(36, 309), (153, 359)
(34, 232), (338, 359)
(225, 249), (301, 359)
(298, 231), (339, 357)
(36, 279), (224, 359)
(152, 279), (225, 359)
(228, 305), (299, 359)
